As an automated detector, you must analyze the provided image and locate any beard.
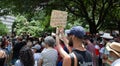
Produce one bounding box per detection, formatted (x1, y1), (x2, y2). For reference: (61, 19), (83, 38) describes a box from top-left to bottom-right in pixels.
(83, 42), (87, 46)
(68, 37), (73, 47)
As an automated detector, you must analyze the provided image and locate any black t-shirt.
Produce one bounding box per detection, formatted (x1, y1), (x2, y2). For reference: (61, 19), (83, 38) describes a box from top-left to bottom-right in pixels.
(72, 49), (93, 66)
(0, 58), (6, 66)
(12, 41), (26, 59)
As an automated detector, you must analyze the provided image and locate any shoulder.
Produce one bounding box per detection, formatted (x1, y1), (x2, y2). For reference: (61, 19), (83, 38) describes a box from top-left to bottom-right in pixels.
(63, 53), (77, 66)
(15, 60), (22, 66)
(0, 50), (5, 53)
(0, 50), (6, 58)
(15, 60), (20, 63)
(112, 59), (120, 66)
(63, 55), (71, 66)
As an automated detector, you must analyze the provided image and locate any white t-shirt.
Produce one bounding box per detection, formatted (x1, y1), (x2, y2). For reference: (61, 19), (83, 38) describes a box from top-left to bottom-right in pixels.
(95, 45), (100, 49)
(99, 47), (109, 54)
(112, 58), (120, 66)
(14, 60), (23, 66)
(34, 53), (42, 61)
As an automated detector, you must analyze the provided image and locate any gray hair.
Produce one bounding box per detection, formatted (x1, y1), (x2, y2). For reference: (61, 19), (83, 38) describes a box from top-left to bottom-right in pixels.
(44, 36), (55, 47)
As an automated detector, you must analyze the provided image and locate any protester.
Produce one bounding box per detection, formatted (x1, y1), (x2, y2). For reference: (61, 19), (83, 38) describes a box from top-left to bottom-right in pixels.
(0, 42), (7, 66)
(84, 36), (96, 66)
(32, 44), (42, 66)
(56, 26), (93, 66)
(26, 37), (33, 48)
(99, 33), (113, 66)
(14, 45), (35, 66)
(12, 36), (26, 65)
(104, 42), (120, 66)
(55, 39), (69, 66)
(38, 36), (58, 66)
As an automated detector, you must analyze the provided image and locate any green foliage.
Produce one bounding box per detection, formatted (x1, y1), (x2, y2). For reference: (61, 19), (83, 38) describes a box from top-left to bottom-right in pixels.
(0, 21), (9, 35)
(13, 15), (42, 37)
(0, 0), (12, 16)
(13, 10), (52, 37)
(101, 5), (120, 31)
(1, 0), (120, 34)
(48, 0), (120, 33)
(66, 13), (89, 31)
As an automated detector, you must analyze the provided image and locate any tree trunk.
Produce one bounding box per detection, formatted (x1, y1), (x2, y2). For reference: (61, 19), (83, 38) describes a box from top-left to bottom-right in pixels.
(89, 22), (97, 34)
(118, 21), (120, 35)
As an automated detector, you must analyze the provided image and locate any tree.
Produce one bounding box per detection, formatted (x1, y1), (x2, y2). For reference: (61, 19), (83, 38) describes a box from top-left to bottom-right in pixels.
(12, 15), (42, 37)
(0, 21), (9, 35)
(61, 0), (120, 34)
(106, 5), (120, 34)
(1, 0), (120, 34)
(0, 0), (11, 16)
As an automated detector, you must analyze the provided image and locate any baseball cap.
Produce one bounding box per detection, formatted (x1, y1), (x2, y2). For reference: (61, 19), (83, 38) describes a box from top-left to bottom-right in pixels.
(32, 44), (41, 50)
(66, 26), (86, 39)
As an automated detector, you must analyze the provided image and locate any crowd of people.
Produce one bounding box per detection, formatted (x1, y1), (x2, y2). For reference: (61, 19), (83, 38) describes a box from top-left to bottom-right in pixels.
(0, 26), (120, 66)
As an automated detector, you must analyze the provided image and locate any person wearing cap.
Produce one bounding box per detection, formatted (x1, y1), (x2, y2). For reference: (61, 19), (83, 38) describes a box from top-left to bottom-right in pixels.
(32, 43), (41, 53)
(56, 26), (93, 66)
(32, 44), (41, 66)
(84, 35), (97, 66)
(100, 33), (114, 66)
(0, 42), (7, 66)
(104, 42), (120, 66)
(12, 36), (26, 65)
(38, 36), (58, 66)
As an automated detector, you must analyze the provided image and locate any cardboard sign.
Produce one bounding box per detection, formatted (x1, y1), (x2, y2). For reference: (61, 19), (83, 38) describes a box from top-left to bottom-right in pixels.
(50, 10), (68, 27)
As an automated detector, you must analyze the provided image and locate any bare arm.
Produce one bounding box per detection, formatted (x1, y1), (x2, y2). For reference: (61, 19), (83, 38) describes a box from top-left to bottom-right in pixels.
(59, 27), (72, 53)
(60, 32), (72, 53)
(0, 50), (7, 65)
(38, 59), (43, 66)
(56, 27), (69, 58)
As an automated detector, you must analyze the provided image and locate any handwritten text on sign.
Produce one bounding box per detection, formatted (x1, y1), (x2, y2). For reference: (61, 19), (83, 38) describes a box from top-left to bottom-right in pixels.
(50, 10), (68, 27)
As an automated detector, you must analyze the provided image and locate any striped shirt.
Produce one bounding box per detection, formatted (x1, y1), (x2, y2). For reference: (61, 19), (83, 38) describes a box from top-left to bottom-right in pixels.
(41, 48), (58, 66)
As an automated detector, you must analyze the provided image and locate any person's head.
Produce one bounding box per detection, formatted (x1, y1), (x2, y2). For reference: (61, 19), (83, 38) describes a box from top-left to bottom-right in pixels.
(83, 35), (91, 45)
(44, 36), (55, 48)
(17, 36), (23, 42)
(19, 45), (34, 66)
(66, 26), (86, 46)
(100, 33), (113, 43)
(32, 44), (41, 53)
(106, 42), (120, 61)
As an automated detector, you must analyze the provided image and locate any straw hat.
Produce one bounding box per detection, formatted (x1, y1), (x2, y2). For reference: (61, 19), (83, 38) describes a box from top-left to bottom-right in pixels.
(106, 42), (120, 57)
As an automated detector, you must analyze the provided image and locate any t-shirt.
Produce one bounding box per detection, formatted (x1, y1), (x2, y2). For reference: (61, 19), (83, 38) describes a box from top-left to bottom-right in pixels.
(95, 45), (100, 56)
(112, 58), (120, 66)
(34, 53), (42, 62)
(14, 60), (23, 66)
(40, 48), (58, 66)
(0, 58), (6, 66)
(99, 47), (109, 55)
(72, 49), (93, 66)
(13, 42), (26, 59)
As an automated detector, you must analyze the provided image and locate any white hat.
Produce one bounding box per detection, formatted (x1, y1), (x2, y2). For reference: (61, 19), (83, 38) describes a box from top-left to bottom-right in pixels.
(100, 33), (113, 39)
